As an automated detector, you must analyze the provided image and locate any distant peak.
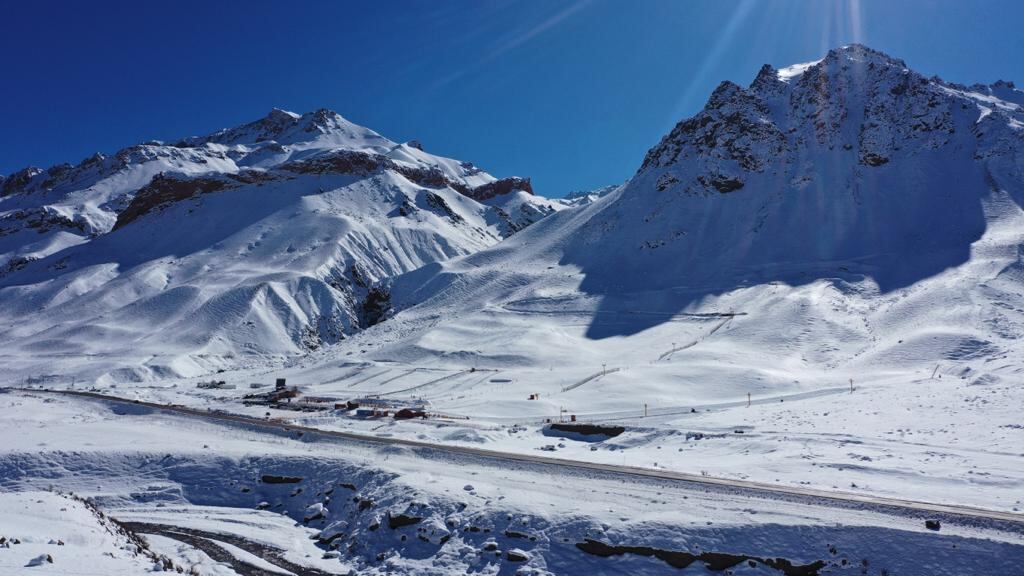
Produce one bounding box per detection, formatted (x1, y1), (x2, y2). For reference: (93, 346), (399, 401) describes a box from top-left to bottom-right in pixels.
(265, 108), (300, 122)
(825, 44), (907, 68)
(707, 80), (745, 107)
(750, 63), (786, 92)
(307, 108), (343, 124)
(771, 45), (907, 85)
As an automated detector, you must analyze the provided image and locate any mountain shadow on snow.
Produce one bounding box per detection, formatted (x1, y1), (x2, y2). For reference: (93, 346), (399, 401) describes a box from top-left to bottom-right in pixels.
(558, 45), (1024, 338)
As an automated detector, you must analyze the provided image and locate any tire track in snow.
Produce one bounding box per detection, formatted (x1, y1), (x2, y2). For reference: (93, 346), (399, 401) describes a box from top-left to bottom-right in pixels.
(123, 521), (336, 576)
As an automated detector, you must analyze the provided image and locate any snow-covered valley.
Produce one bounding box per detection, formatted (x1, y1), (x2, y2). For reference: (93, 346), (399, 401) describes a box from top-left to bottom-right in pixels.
(3, 44), (1024, 573)
(2, 391), (1022, 575)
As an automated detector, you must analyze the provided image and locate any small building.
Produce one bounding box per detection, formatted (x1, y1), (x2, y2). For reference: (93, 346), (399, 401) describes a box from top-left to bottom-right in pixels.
(275, 378), (287, 390)
(349, 397), (427, 418)
(394, 408), (426, 420)
(299, 396), (340, 405)
(271, 386), (299, 403)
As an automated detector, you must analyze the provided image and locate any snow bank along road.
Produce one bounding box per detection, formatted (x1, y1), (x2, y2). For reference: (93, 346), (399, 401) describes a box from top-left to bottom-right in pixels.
(10, 387), (1023, 531)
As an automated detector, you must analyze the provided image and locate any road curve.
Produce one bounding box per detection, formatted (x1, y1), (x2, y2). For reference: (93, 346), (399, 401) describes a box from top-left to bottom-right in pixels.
(9, 387), (1024, 529)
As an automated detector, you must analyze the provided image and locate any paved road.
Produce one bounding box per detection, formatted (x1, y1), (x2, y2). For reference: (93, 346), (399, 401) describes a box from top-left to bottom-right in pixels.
(11, 387), (1024, 529)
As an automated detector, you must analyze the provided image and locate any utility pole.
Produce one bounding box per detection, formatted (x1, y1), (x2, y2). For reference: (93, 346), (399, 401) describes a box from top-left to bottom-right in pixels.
(747, 393), (751, 407)
(849, 378), (854, 393)
(602, 363), (607, 376)
(644, 403), (648, 418)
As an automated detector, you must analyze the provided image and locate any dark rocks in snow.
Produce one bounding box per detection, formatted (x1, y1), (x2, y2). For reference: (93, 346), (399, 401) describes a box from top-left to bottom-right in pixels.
(360, 286), (391, 328)
(25, 553), (53, 567)
(282, 148), (385, 176)
(387, 512), (423, 529)
(860, 152), (890, 167)
(506, 548), (530, 562)
(698, 174), (744, 193)
(465, 176), (534, 201)
(575, 539), (827, 575)
(114, 172), (278, 230)
(0, 166), (44, 197)
(396, 198), (418, 217)
(260, 474), (303, 484)
(1, 207), (89, 238)
(422, 192), (465, 223)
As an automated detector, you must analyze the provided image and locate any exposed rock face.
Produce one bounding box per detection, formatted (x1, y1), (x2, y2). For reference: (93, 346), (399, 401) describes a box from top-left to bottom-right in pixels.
(637, 44), (1020, 198)
(641, 80), (787, 195)
(463, 176), (534, 201)
(281, 149), (386, 176)
(0, 167), (45, 197)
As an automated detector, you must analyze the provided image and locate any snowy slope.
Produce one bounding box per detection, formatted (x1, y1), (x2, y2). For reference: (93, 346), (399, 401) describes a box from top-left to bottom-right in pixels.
(369, 44), (1024, 349)
(222, 46), (1024, 489)
(0, 109), (562, 382)
(3, 391), (1021, 575)
(170, 44), (1023, 513)
(5, 45), (1024, 552)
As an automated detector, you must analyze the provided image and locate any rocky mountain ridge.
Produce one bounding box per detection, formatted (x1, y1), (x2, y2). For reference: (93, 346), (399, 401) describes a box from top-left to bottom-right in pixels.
(0, 109), (564, 382)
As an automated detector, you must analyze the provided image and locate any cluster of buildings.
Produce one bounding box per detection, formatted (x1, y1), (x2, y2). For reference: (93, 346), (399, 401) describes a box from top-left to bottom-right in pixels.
(242, 378), (429, 419)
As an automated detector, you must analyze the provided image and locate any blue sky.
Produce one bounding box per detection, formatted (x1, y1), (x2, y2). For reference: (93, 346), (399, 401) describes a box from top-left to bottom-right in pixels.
(2, 0), (1022, 197)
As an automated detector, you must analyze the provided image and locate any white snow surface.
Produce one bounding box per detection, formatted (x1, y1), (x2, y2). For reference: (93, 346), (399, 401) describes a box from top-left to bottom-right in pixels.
(1, 391), (1021, 575)
(3, 45), (1024, 573)
(84, 43), (1022, 515)
(776, 58), (825, 82)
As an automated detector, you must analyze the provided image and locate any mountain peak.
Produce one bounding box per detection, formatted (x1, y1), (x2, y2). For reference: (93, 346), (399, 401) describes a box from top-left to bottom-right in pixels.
(298, 108), (354, 133)
(173, 107), (393, 151)
(636, 42), (1024, 199)
(825, 43), (907, 68)
(706, 80), (746, 108)
(265, 107), (300, 123)
(770, 45), (907, 85)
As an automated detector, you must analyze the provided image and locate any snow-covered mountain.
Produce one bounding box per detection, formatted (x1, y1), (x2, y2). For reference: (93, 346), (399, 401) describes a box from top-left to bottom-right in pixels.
(5, 44), (1024, 391)
(560, 184), (620, 207)
(0, 109), (563, 381)
(330, 44), (1024, 393)
(5, 47), (1024, 557)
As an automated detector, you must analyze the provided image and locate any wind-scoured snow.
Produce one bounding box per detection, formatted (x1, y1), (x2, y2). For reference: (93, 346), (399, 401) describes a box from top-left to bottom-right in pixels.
(776, 58), (825, 82)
